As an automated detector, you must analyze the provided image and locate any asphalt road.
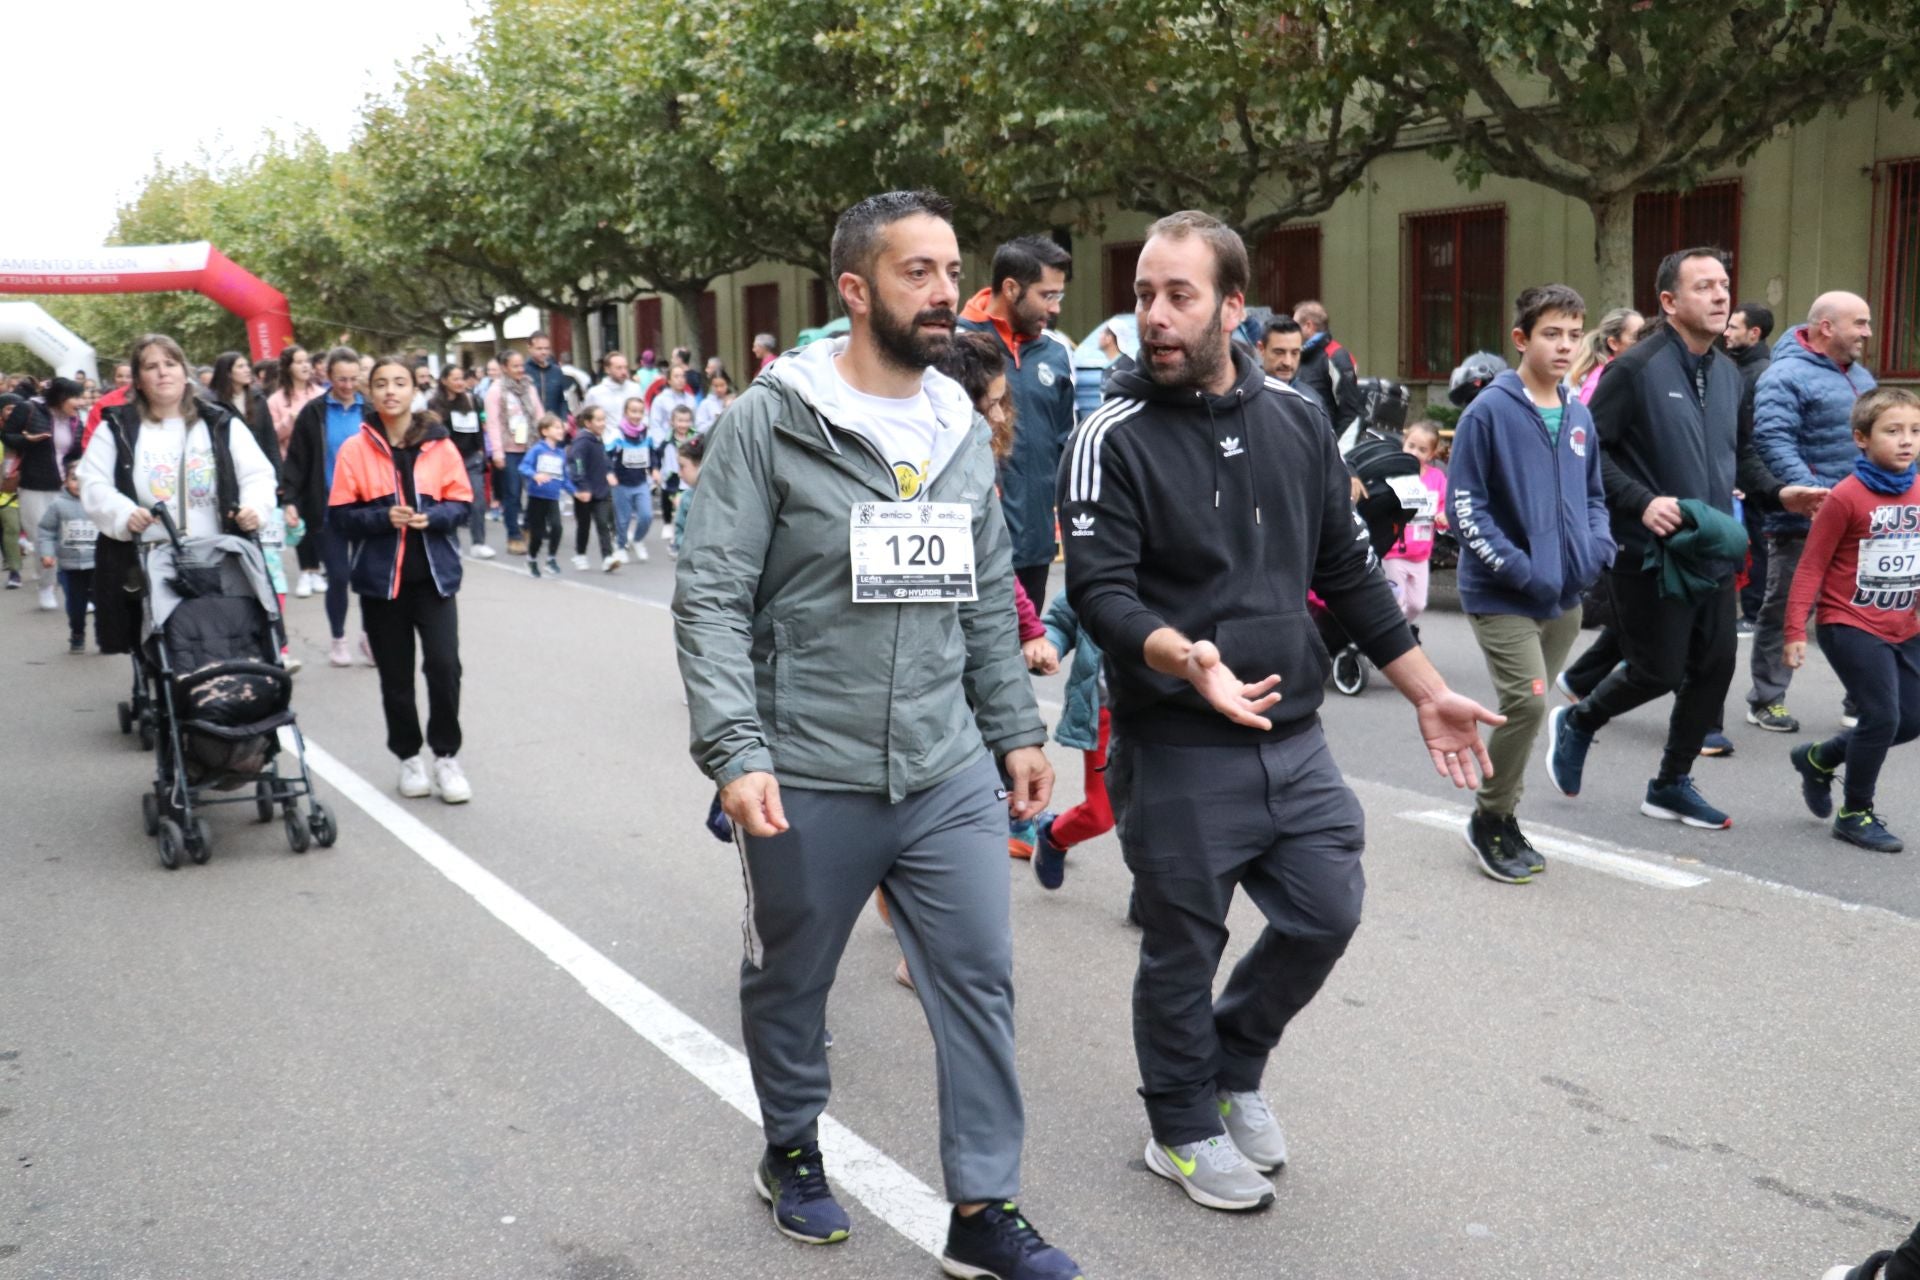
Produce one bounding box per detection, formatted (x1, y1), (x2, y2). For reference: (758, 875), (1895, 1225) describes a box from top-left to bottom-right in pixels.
(4, 544), (1918, 1280)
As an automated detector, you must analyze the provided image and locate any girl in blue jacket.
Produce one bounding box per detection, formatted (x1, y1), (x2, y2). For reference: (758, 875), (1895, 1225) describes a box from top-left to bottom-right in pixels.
(518, 414), (570, 576)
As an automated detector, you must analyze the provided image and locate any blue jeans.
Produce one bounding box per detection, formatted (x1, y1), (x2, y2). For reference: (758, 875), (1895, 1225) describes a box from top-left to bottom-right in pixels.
(320, 510), (352, 639)
(612, 483), (652, 549)
(59, 568), (93, 644)
(462, 452), (489, 548)
(499, 455), (526, 543)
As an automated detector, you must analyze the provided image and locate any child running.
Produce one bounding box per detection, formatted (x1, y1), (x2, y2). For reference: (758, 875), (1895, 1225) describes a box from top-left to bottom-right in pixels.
(654, 405), (696, 545)
(518, 413), (570, 577)
(1028, 588), (1109, 890)
(1785, 386), (1920, 853)
(34, 459), (97, 654)
(1382, 420), (1448, 626)
(609, 396), (652, 563)
(569, 405), (618, 572)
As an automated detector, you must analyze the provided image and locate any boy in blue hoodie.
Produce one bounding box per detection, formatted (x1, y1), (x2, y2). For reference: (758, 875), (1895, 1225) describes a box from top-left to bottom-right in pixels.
(1449, 284), (1615, 884)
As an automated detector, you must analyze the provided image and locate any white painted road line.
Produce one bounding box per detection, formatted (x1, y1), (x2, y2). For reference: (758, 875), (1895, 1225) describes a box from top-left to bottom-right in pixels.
(1398, 807), (1712, 890)
(297, 736), (952, 1257)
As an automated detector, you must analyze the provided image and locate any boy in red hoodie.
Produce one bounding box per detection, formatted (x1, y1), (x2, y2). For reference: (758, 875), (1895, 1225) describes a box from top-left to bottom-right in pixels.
(1784, 386), (1920, 852)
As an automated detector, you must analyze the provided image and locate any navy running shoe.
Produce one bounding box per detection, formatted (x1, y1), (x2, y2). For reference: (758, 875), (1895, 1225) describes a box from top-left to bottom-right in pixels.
(1546, 705), (1593, 797)
(1834, 809), (1904, 854)
(754, 1144), (851, 1245)
(1032, 814), (1066, 890)
(1790, 742), (1837, 819)
(1641, 776), (1731, 830)
(941, 1203), (1084, 1280)
(1698, 731), (1735, 758)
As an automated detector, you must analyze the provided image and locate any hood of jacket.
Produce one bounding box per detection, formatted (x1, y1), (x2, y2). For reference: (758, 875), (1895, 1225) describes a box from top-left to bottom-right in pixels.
(765, 336), (977, 492)
(1776, 325), (1862, 378)
(1729, 340), (1771, 372)
(960, 288), (1040, 364)
(1105, 346), (1275, 513)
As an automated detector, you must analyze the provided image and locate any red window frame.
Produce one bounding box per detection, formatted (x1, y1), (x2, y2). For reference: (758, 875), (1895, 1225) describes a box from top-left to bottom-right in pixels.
(696, 290), (719, 363)
(1403, 204), (1507, 381)
(1253, 224), (1322, 312)
(1872, 157), (1920, 378)
(1104, 241), (1144, 318)
(1633, 179), (1742, 317)
(742, 283), (781, 377)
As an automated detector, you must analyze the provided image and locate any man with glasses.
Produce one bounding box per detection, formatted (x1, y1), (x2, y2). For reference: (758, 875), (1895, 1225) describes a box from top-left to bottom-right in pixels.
(960, 235), (1078, 608)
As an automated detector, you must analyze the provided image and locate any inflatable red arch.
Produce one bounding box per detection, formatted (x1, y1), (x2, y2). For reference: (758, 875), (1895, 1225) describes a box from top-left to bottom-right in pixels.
(0, 243), (293, 360)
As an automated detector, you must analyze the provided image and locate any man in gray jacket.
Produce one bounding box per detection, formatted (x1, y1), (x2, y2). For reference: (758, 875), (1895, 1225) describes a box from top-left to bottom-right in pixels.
(673, 190), (1085, 1280)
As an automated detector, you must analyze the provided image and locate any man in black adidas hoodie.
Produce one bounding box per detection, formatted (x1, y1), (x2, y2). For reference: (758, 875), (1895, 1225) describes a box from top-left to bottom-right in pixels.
(1058, 211), (1500, 1213)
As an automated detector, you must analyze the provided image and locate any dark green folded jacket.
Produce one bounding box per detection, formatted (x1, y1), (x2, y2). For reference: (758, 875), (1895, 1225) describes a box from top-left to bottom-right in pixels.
(1641, 497), (1749, 601)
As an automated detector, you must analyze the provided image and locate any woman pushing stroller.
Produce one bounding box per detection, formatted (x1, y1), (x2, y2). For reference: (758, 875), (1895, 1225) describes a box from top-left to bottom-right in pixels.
(78, 333), (278, 655)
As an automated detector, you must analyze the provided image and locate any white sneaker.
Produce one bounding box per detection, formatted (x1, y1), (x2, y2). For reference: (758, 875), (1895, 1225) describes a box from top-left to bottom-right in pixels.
(294, 572), (314, 598)
(470, 544), (498, 560)
(37, 584), (57, 611)
(571, 554), (589, 571)
(602, 554), (619, 573)
(635, 542), (649, 562)
(432, 755), (472, 804)
(611, 547), (629, 566)
(329, 637), (352, 667)
(282, 653), (303, 674)
(398, 754), (431, 798)
(358, 633), (375, 665)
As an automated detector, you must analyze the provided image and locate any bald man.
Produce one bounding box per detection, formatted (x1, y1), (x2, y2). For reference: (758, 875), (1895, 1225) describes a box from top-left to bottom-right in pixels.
(1746, 291), (1876, 732)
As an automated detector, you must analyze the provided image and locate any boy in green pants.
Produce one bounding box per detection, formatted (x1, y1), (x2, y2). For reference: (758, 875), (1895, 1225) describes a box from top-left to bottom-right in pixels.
(1447, 284), (1617, 882)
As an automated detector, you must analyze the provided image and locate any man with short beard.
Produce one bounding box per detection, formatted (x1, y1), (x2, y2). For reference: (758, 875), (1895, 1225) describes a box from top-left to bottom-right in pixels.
(674, 190), (1085, 1280)
(959, 235), (1077, 608)
(1060, 210), (1501, 1214)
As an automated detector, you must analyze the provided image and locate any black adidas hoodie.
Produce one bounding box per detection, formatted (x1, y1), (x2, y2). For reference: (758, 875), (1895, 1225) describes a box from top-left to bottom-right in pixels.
(1057, 347), (1414, 746)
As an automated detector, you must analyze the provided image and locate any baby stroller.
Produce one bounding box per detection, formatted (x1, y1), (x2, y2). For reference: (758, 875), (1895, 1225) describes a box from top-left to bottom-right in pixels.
(136, 504), (334, 869)
(1313, 387), (1430, 696)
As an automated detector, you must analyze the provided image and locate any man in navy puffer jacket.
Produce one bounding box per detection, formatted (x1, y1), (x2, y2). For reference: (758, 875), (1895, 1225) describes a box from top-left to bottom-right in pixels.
(1747, 292), (1875, 731)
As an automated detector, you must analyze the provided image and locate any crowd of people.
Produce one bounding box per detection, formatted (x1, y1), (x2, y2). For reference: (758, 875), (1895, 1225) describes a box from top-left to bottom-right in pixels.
(4, 181), (1918, 1279)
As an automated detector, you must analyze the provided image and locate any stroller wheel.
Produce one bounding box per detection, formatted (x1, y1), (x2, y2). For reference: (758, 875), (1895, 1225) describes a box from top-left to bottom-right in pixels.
(255, 780), (277, 824)
(284, 809), (311, 854)
(1332, 646), (1369, 696)
(309, 803), (339, 849)
(117, 701), (134, 735)
(188, 818), (213, 865)
(141, 791), (160, 838)
(156, 818), (184, 871)
(138, 719), (156, 752)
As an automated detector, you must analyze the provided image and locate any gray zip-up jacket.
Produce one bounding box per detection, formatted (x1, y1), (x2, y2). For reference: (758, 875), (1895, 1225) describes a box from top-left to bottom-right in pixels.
(672, 338), (1045, 802)
(35, 491), (98, 572)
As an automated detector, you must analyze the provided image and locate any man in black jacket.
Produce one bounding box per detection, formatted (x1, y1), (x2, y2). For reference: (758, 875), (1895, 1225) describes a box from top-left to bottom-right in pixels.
(1547, 252), (1823, 827)
(525, 331), (574, 419)
(1059, 210), (1499, 1214)
(1291, 300), (1362, 438)
(1726, 302), (1774, 627)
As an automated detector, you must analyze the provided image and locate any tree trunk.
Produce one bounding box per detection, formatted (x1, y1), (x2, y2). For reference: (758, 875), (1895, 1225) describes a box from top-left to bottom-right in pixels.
(1590, 193), (1636, 312)
(491, 315), (508, 358)
(667, 285), (709, 364)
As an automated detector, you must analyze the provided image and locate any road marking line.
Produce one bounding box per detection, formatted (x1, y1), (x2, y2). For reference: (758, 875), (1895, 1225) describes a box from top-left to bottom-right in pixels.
(1398, 807), (1711, 889)
(468, 554), (670, 610)
(297, 736), (952, 1256)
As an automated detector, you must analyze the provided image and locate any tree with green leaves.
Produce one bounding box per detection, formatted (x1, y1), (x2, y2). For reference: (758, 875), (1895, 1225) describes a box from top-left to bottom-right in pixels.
(860, 0), (1425, 265)
(1359, 0), (1920, 305)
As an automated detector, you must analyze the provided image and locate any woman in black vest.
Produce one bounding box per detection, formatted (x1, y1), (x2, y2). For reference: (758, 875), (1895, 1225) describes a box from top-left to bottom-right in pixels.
(77, 334), (279, 654)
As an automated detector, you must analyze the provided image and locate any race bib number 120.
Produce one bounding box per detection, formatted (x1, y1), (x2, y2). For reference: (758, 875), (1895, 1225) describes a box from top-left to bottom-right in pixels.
(849, 502), (977, 603)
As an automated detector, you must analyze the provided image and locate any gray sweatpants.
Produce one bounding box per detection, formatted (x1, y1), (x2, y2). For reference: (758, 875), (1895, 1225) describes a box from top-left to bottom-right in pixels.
(736, 752), (1023, 1203)
(1107, 724), (1365, 1146)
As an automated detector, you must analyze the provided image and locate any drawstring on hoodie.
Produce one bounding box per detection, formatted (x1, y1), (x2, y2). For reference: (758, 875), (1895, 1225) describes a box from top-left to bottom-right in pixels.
(1204, 389), (1260, 523)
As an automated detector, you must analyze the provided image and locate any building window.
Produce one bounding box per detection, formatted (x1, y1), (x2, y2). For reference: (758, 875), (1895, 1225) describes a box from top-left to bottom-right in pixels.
(1874, 157), (1920, 378)
(1253, 224), (1321, 313)
(1633, 179), (1741, 317)
(1404, 205), (1506, 381)
(543, 311), (574, 362)
(697, 291), (719, 363)
(742, 283), (781, 376)
(633, 298), (663, 358)
(1104, 241), (1144, 318)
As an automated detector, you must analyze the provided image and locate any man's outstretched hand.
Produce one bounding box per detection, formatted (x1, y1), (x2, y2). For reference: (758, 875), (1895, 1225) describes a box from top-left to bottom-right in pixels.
(1416, 689), (1504, 789)
(1182, 640), (1282, 730)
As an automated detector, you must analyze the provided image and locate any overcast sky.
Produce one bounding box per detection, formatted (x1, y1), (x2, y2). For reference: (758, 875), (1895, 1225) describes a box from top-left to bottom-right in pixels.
(11, 0), (479, 247)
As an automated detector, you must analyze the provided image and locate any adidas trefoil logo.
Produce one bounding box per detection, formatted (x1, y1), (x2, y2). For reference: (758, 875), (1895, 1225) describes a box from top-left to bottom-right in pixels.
(1220, 436), (1244, 458)
(1070, 512), (1097, 537)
